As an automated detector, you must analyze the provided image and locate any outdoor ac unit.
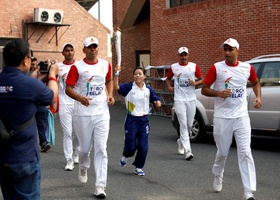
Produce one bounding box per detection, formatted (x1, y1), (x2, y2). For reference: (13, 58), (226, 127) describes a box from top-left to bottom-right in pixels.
(34, 8), (63, 24)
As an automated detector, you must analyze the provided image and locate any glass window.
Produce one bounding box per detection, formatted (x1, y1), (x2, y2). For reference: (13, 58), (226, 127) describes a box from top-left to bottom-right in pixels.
(260, 62), (280, 86)
(170, 0), (205, 8)
(247, 63), (261, 87)
(250, 63), (261, 74)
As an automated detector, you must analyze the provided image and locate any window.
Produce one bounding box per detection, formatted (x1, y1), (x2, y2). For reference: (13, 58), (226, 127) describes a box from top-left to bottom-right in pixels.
(135, 50), (150, 69)
(259, 62), (280, 86)
(250, 61), (280, 87)
(169, 0), (205, 8)
(251, 63), (261, 73)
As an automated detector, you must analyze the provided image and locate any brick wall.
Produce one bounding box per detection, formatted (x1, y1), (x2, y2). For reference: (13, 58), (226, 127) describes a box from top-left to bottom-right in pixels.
(114, 0), (280, 80)
(0, 0), (111, 63)
(113, 0), (151, 101)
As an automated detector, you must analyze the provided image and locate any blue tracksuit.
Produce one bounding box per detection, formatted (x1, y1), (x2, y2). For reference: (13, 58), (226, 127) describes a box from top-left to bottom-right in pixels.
(118, 82), (160, 168)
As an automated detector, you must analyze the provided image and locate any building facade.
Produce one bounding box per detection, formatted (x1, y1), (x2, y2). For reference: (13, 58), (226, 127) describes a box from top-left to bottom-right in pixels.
(0, 0), (111, 69)
(113, 0), (280, 82)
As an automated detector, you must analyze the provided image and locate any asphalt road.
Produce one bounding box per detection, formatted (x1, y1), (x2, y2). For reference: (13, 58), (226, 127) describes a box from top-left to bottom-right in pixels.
(1, 103), (280, 200)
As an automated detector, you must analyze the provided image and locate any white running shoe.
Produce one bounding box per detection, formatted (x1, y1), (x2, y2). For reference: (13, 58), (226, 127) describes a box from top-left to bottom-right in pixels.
(135, 168), (145, 176)
(94, 185), (106, 199)
(65, 159), (74, 171)
(213, 175), (223, 192)
(78, 168), (88, 183)
(243, 192), (255, 200)
(177, 139), (184, 155)
(185, 151), (194, 160)
(120, 156), (127, 167)
(73, 151), (79, 164)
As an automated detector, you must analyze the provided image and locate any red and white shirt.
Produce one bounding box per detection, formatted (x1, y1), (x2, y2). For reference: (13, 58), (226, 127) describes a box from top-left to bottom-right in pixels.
(204, 60), (258, 118)
(58, 60), (76, 105)
(167, 62), (202, 101)
(66, 58), (112, 116)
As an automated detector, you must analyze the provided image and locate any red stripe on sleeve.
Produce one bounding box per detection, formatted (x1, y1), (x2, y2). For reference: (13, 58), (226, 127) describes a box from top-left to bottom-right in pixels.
(65, 65), (79, 86)
(248, 65), (258, 82)
(166, 67), (174, 79)
(106, 63), (113, 80)
(195, 65), (203, 78)
(204, 64), (217, 85)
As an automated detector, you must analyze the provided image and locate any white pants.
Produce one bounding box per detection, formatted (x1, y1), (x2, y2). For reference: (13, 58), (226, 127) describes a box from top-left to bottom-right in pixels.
(59, 104), (80, 161)
(73, 114), (110, 187)
(212, 116), (256, 193)
(174, 100), (196, 153)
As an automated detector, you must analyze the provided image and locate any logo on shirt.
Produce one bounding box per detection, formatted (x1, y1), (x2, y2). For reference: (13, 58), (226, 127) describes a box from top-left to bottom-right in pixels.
(127, 101), (135, 114)
(224, 77), (244, 99)
(61, 73), (67, 87)
(86, 76), (94, 96)
(224, 77), (232, 89)
(177, 73), (191, 88)
(179, 79), (190, 88)
(177, 73), (182, 89)
(86, 76), (104, 97)
(0, 86), (13, 93)
(230, 88), (244, 98)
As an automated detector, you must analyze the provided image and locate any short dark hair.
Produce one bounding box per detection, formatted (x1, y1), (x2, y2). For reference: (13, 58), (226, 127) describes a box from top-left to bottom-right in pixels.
(3, 39), (30, 67)
(133, 67), (146, 75)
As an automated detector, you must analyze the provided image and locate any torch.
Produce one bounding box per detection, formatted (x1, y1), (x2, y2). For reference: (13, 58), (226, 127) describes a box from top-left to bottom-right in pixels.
(113, 28), (121, 76)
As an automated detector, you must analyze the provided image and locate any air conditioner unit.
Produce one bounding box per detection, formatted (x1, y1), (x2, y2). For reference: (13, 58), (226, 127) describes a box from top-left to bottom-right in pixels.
(34, 8), (64, 24)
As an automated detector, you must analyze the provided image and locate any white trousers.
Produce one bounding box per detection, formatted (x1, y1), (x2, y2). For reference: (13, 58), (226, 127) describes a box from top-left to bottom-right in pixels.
(59, 104), (80, 161)
(73, 114), (109, 187)
(212, 116), (256, 193)
(174, 100), (196, 153)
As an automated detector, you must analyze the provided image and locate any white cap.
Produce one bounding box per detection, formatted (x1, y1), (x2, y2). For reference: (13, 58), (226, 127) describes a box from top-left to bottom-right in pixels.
(220, 38), (239, 49)
(178, 47), (188, 54)
(62, 43), (74, 51)
(83, 36), (99, 47)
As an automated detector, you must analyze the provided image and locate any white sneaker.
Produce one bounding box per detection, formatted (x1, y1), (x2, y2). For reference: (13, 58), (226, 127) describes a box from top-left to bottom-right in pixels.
(243, 192), (255, 200)
(213, 175), (223, 192)
(185, 151), (194, 160)
(177, 139), (184, 155)
(119, 156), (128, 167)
(135, 168), (145, 176)
(73, 151), (79, 164)
(94, 185), (106, 199)
(78, 168), (88, 183)
(65, 159), (74, 171)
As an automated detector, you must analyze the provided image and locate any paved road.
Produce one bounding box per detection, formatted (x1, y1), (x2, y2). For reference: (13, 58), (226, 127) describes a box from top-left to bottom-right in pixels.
(1, 103), (280, 200)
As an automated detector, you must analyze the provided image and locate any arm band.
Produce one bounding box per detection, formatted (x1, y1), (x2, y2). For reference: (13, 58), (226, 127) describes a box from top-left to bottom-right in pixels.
(48, 77), (58, 83)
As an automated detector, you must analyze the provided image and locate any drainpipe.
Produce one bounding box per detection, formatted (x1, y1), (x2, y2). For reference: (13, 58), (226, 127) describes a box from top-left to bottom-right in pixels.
(98, 0), (100, 21)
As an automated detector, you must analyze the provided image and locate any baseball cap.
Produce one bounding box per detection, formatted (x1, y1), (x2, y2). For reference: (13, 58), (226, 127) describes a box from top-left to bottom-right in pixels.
(220, 38), (239, 49)
(83, 36), (99, 47)
(62, 43), (74, 51)
(178, 47), (188, 54)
